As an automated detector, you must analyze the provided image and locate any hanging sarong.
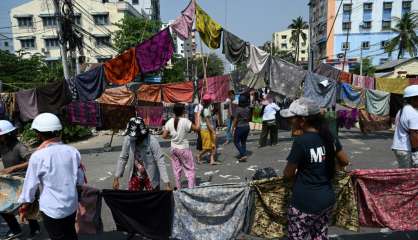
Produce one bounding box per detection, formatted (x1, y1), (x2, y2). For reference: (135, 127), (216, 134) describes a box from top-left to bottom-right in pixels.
(246, 45), (269, 74)
(97, 86), (135, 106)
(198, 75), (230, 102)
(75, 65), (107, 101)
(162, 81), (194, 103)
(303, 72), (337, 108)
(338, 71), (353, 84)
(75, 185), (103, 234)
(104, 48), (139, 85)
(136, 106), (164, 127)
(340, 83), (364, 109)
(170, 0), (195, 40)
(222, 30), (250, 65)
(352, 74), (375, 90)
(137, 84), (162, 103)
(100, 104), (136, 130)
(358, 109), (391, 133)
(376, 78), (409, 94)
(314, 63), (341, 80)
(16, 89), (39, 122)
(195, 4), (222, 49)
(66, 101), (102, 127)
(269, 57), (306, 98)
(36, 80), (72, 114)
(365, 89), (390, 116)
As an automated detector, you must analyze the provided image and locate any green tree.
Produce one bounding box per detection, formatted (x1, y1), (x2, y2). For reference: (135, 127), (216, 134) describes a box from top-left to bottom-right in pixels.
(113, 15), (161, 53)
(162, 55), (187, 83)
(385, 12), (418, 59)
(195, 53), (225, 79)
(351, 58), (376, 76)
(260, 41), (295, 64)
(288, 16), (308, 64)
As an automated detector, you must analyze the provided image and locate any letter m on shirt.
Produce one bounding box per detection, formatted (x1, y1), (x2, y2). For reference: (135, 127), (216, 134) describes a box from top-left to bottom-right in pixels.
(310, 147), (325, 163)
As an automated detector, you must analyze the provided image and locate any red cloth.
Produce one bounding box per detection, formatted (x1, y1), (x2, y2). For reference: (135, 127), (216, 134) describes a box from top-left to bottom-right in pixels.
(352, 168), (418, 231)
(198, 75), (230, 103)
(162, 81), (194, 103)
(104, 48), (139, 85)
(409, 78), (418, 85)
(338, 71), (353, 84)
(137, 84), (162, 103)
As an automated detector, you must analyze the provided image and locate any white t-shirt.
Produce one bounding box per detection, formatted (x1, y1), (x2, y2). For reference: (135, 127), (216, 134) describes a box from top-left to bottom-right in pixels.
(392, 105), (418, 151)
(262, 103), (280, 121)
(164, 117), (192, 149)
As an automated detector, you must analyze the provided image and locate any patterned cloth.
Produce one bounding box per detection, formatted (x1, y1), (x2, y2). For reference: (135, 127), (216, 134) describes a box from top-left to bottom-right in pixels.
(100, 104), (136, 130)
(162, 81), (194, 103)
(135, 28), (174, 74)
(0, 175), (24, 213)
(137, 84), (162, 103)
(75, 65), (107, 101)
(170, 0), (195, 40)
(340, 83), (365, 109)
(200, 129), (215, 150)
(303, 72), (337, 108)
(172, 184), (250, 240)
(97, 86), (135, 106)
(104, 48), (139, 85)
(136, 106), (164, 127)
(128, 150), (154, 192)
(195, 4), (223, 49)
(352, 74), (375, 89)
(359, 109), (391, 133)
(269, 57), (307, 98)
(170, 148), (196, 189)
(0, 92), (17, 121)
(198, 75), (231, 103)
(287, 205), (333, 240)
(337, 109), (358, 129)
(314, 63), (341, 81)
(352, 168), (418, 231)
(376, 78), (409, 94)
(338, 71), (353, 84)
(75, 185), (103, 234)
(66, 101), (102, 127)
(222, 30), (250, 65)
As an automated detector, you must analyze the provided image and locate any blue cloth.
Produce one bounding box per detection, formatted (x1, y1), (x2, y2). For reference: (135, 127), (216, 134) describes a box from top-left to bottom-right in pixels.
(0, 176), (24, 213)
(226, 118), (233, 142)
(340, 83), (363, 108)
(234, 125), (250, 158)
(75, 65), (107, 101)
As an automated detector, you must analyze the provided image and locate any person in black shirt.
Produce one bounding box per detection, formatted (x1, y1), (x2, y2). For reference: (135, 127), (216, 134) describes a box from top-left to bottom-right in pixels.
(281, 98), (349, 240)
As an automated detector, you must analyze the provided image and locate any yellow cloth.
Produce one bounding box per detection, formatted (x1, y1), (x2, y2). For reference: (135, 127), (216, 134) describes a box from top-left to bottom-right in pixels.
(196, 4), (222, 49)
(376, 78), (409, 94)
(200, 130), (215, 150)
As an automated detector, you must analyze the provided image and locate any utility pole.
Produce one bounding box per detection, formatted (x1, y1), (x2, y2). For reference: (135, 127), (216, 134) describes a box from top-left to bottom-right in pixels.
(52, 0), (70, 80)
(360, 46), (363, 76)
(342, 0), (353, 73)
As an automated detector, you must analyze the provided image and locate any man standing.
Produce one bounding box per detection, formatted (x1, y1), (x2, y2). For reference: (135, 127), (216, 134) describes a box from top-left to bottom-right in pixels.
(18, 113), (86, 240)
(223, 90), (236, 145)
(392, 85), (418, 168)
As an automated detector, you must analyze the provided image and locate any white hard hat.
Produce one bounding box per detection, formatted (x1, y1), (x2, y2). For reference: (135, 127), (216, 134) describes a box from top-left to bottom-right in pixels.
(31, 113), (62, 132)
(0, 120), (16, 135)
(404, 85), (418, 98)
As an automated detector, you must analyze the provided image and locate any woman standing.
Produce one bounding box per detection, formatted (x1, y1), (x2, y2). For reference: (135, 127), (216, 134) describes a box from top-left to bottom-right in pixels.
(162, 103), (199, 189)
(113, 117), (171, 191)
(259, 95), (280, 147)
(280, 98), (349, 240)
(232, 95), (251, 162)
(197, 94), (219, 165)
(0, 120), (41, 240)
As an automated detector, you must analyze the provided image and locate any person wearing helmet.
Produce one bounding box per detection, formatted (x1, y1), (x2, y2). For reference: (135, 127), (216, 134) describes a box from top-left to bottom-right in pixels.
(281, 98), (349, 240)
(18, 113), (86, 240)
(392, 85), (418, 168)
(0, 120), (41, 240)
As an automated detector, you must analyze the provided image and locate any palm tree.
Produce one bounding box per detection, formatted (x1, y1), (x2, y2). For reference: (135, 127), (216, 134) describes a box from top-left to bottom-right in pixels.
(385, 12), (418, 59)
(288, 17), (308, 64)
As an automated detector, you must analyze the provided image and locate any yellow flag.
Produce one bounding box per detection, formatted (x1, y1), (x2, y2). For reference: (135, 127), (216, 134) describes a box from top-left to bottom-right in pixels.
(376, 78), (409, 94)
(196, 4), (222, 49)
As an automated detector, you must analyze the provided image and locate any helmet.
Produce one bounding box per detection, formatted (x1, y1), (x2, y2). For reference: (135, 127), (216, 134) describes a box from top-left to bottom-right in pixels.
(404, 85), (418, 98)
(0, 120), (16, 135)
(202, 93), (214, 103)
(31, 113), (62, 132)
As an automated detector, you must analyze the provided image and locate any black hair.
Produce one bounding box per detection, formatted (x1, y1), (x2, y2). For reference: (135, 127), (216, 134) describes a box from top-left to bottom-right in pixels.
(36, 131), (60, 140)
(173, 103), (185, 130)
(304, 114), (336, 179)
(1, 131), (19, 149)
(228, 90), (235, 96)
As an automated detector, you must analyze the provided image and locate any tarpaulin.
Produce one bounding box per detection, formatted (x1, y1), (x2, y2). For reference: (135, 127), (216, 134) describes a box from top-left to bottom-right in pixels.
(0, 176), (24, 213)
(303, 72), (337, 108)
(135, 28), (174, 74)
(358, 109), (391, 133)
(196, 4), (222, 49)
(136, 106), (164, 127)
(102, 190), (173, 240)
(170, 0), (195, 40)
(222, 30), (249, 65)
(340, 83), (364, 109)
(0, 92), (17, 121)
(365, 89), (390, 116)
(76, 185), (103, 234)
(338, 71), (352, 84)
(198, 75), (230, 102)
(389, 93), (403, 118)
(376, 78), (409, 94)
(352, 74), (375, 90)
(352, 168), (418, 231)
(172, 184), (250, 240)
(314, 63), (341, 80)
(66, 101), (102, 127)
(246, 45), (269, 74)
(36, 80), (72, 114)
(137, 84), (162, 103)
(104, 48), (139, 85)
(97, 86), (135, 106)
(162, 81), (194, 103)
(269, 58), (306, 98)
(75, 65), (107, 101)
(16, 89), (39, 122)
(100, 104), (136, 130)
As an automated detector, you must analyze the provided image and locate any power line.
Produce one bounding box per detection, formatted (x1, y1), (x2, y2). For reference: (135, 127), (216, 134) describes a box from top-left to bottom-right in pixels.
(325, 0), (344, 43)
(71, 1), (113, 36)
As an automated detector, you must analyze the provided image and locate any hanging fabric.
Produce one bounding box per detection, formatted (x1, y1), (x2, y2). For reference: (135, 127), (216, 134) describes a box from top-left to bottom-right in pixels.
(100, 104), (136, 130)
(337, 109), (359, 130)
(97, 86), (135, 106)
(170, 0), (195, 40)
(104, 48), (139, 85)
(358, 109), (391, 133)
(0, 93), (17, 121)
(376, 78), (409, 94)
(196, 4), (223, 49)
(136, 28), (174, 74)
(137, 84), (162, 103)
(365, 89), (390, 116)
(352, 168), (418, 231)
(338, 71), (353, 84)
(16, 89), (39, 122)
(246, 45), (269, 74)
(240, 67), (268, 90)
(136, 106), (164, 127)
(198, 75), (230, 103)
(0, 176), (24, 213)
(339, 83), (364, 109)
(36, 80), (72, 114)
(409, 77), (418, 85)
(75, 185), (103, 234)
(66, 101), (102, 127)
(269, 57), (306, 98)
(162, 81), (194, 103)
(222, 30), (250, 64)
(314, 63), (341, 81)
(75, 65), (107, 101)
(303, 72), (337, 108)
(352, 74), (375, 90)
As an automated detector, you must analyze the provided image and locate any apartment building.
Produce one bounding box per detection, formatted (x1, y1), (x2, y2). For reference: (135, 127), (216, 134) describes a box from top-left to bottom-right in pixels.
(0, 39), (13, 53)
(272, 29), (309, 63)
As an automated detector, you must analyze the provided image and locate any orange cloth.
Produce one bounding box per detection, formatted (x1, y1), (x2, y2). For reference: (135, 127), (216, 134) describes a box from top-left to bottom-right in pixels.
(97, 86), (135, 105)
(104, 48), (139, 85)
(137, 84), (162, 103)
(338, 71), (353, 84)
(162, 81), (194, 103)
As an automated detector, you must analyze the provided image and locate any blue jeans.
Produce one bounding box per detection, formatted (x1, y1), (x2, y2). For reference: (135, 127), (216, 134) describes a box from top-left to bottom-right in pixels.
(225, 118), (233, 142)
(234, 125), (250, 158)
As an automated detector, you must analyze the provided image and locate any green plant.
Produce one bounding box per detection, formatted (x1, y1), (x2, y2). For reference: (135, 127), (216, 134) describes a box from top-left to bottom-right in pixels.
(385, 12), (418, 59)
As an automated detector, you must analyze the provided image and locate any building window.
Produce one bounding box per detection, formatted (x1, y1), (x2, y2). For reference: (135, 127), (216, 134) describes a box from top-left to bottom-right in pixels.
(362, 21), (372, 29)
(363, 3), (373, 11)
(42, 17), (57, 27)
(281, 35), (287, 39)
(102, 0), (109, 3)
(301, 50), (306, 54)
(4, 42), (8, 47)
(342, 22), (351, 31)
(382, 21), (391, 30)
(281, 43), (287, 49)
(343, 4), (352, 12)
(301, 57), (305, 61)
(383, 2), (392, 21)
(381, 40), (388, 49)
(361, 41), (370, 49)
(383, 2), (392, 9)
(380, 58), (389, 65)
(74, 15), (81, 25)
(17, 17), (33, 27)
(402, 1), (412, 15)
(20, 39), (35, 49)
(132, 0), (139, 4)
(95, 36), (110, 46)
(93, 14), (109, 25)
(302, 41), (306, 47)
(45, 38), (59, 48)
(342, 42), (350, 50)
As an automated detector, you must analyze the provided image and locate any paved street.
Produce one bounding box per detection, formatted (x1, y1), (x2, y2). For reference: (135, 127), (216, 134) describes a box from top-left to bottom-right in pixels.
(2, 128), (418, 240)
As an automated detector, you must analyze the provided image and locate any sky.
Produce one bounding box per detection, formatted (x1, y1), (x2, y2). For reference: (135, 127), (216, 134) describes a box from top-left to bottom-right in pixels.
(1, 0), (309, 46)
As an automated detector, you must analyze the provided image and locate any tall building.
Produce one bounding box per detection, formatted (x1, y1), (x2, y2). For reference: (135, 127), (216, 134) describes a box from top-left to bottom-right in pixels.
(0, 39), (13, 53)
(126, 0), (160, 20)
(309, 0), (417, 69)
(272, 29), (309, 63)
(10, 0), (143, 63)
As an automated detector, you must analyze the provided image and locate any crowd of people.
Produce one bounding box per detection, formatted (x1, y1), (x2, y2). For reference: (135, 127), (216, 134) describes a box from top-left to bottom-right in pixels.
(0, 85), (416, 240)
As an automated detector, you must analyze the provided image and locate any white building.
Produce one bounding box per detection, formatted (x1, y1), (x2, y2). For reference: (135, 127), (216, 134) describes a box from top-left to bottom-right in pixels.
(272, 29), (309, 63)
(10, 0), (144, 63)
(125, 0), (160, 20)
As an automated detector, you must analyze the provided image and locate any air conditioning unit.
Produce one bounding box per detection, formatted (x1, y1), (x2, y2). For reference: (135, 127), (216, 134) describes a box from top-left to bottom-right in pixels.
(41, 48), (49, 53)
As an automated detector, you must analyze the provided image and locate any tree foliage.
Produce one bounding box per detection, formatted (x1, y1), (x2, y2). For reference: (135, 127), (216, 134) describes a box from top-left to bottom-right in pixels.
(288, 16), (308, 64)
(351, 58), (376, 76)
(260, 41), (295, 64)
(385, 12), (418, 59)
(113, 15), (161, 53)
